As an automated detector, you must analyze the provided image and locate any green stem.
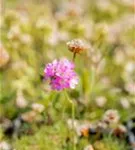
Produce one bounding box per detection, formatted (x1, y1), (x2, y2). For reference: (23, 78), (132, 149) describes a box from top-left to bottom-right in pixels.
(64, 90), (76, 150)
(62, 99), (66, 119)
(73, 52), (76, 62)
(89, 67), (95, 103)
(71, 101), (76, 150)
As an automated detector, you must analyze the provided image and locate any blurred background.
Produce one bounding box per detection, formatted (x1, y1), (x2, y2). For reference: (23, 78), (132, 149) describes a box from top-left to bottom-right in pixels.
(0, 0), (135, 150)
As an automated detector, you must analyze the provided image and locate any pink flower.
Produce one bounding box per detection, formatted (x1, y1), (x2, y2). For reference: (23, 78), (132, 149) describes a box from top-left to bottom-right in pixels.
(44, 58), (78, 90)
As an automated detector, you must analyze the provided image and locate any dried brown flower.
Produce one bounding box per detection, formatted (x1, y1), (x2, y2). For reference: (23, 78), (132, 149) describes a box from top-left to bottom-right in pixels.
(113, 124), (127, 137)
(102, 109), (120, 124)
(67, 39), (87, 54)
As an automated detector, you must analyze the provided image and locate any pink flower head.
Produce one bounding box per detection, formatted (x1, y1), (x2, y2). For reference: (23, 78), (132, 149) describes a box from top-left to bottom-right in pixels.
(44, 58), (78, 90)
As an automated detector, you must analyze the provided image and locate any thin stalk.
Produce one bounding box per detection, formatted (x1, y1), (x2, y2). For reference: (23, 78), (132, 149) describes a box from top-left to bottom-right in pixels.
(64, 90), (76, 150)
(71, 101), (76, 150)
(89, 67), (95, 102)
(73, 52), (76, 62)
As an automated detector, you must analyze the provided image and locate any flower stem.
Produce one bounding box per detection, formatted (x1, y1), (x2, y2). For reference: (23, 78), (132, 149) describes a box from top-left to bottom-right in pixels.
(89, 66), (95, 105)
(73, 52), (76, 62)
(71, 100), (76, 150)
(64, 90), (76, 150)
(90, 67), (95, 94)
